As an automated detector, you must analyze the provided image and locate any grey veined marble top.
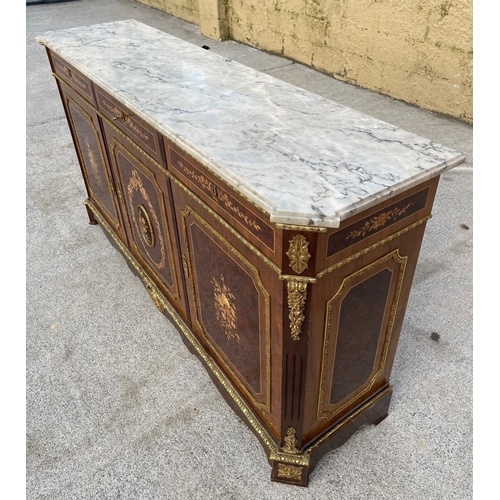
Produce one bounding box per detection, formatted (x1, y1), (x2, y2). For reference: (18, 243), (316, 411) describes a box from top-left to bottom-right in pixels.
(37, 19), (465, 228)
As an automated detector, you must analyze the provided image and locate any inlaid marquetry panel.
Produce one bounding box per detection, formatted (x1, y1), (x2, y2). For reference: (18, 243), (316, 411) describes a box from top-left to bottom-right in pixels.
(109, 138), (179, 298)
(51, 53), (95, 104)
(327, 188), (429, 258)
(181, 205), (271, 411)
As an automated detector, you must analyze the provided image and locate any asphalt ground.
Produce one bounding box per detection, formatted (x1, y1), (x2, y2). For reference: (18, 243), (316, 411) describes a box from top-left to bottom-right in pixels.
(26, 1), (473, 498)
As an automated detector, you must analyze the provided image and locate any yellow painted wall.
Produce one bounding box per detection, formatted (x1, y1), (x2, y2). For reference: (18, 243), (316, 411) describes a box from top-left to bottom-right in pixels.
(137, 0), (200, 25)
(137, 0), (473, 122)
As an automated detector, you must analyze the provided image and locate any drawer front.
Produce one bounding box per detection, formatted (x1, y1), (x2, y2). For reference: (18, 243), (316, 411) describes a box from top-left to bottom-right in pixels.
(95, 87), (162, 163)
(50, 52), (96, 105)
(165, 140), (277, 259)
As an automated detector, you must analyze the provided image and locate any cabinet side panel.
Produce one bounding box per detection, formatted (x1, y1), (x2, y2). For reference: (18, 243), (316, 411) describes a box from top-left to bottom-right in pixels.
(330, 268), (392, 404)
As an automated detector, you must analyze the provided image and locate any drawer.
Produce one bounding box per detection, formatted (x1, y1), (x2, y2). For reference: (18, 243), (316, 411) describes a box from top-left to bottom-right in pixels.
(165, 139), (277, 258)
(95, 86), (162, 163)
(50, 52), (96, 105)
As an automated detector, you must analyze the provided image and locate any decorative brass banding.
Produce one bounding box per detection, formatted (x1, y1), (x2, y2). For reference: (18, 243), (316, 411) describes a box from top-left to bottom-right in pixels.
(279, 274), (317, 283)
(276, 464), (303, 481)
(144, 281), (166, 312)
(182, 254), (191, 281)
(276, 223), (327, 233)
(287, 281), (308, 341)
(286, 234), (311, 274)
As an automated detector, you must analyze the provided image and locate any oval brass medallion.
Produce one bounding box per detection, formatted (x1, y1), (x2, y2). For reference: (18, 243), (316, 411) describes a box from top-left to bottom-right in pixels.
(137, 204), (155, 248)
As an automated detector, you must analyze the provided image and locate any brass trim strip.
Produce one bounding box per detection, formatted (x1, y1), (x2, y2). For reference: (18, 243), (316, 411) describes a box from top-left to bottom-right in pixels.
(276, 223), (327, 233)
(279, 275), (317, 283)
(85, 199), (280, 453)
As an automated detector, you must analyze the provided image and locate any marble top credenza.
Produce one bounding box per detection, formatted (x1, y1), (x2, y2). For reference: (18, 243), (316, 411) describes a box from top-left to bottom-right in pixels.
(36, 19), (465, 486)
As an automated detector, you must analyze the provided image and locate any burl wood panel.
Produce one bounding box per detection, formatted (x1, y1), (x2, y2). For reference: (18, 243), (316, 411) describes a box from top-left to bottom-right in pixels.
(189, 222), (262, 393)
(330, 268), (392, 404)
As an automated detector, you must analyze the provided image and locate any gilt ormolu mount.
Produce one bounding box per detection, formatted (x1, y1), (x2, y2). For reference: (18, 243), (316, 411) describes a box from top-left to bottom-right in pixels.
(36, 20), (465, 486)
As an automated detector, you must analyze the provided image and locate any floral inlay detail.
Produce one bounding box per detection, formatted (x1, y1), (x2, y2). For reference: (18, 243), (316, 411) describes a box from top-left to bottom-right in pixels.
(212, 274), (239, 342)
(345, 202), (414, 241)
(137, 204), (155, 248)
(286, 234), (311, 274)
(175, 159), (263, 232)
(84, 137), (103, 187)
(127, 169), (166, 269)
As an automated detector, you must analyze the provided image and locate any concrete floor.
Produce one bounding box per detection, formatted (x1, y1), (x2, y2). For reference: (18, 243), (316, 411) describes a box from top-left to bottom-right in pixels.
(26, 1), (473, 498)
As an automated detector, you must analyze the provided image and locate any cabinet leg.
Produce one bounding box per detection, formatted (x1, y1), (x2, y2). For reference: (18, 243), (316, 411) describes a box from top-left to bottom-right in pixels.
(85, 204), (98, 225)
(373, 412), (389, 426)
(271, 459), (310, 487)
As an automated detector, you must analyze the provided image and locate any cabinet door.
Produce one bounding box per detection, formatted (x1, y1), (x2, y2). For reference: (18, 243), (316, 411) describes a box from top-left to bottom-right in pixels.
(59, 83), (127, 243)
(102, 121), (189, 321)
(170, 177), (280, 435)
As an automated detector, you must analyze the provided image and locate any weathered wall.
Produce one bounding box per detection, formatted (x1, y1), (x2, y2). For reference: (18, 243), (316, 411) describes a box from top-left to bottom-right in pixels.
(137, 0), (473, 122)
(137, 0), (200, 25)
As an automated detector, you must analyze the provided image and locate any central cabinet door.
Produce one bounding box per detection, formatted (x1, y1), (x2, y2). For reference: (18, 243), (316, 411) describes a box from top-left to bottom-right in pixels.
(101, 121), (189, 321)
(170, 177), (279, 434)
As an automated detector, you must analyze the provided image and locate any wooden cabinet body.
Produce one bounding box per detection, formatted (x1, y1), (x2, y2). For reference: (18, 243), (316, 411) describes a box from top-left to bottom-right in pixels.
(44, 43), (446, 486)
